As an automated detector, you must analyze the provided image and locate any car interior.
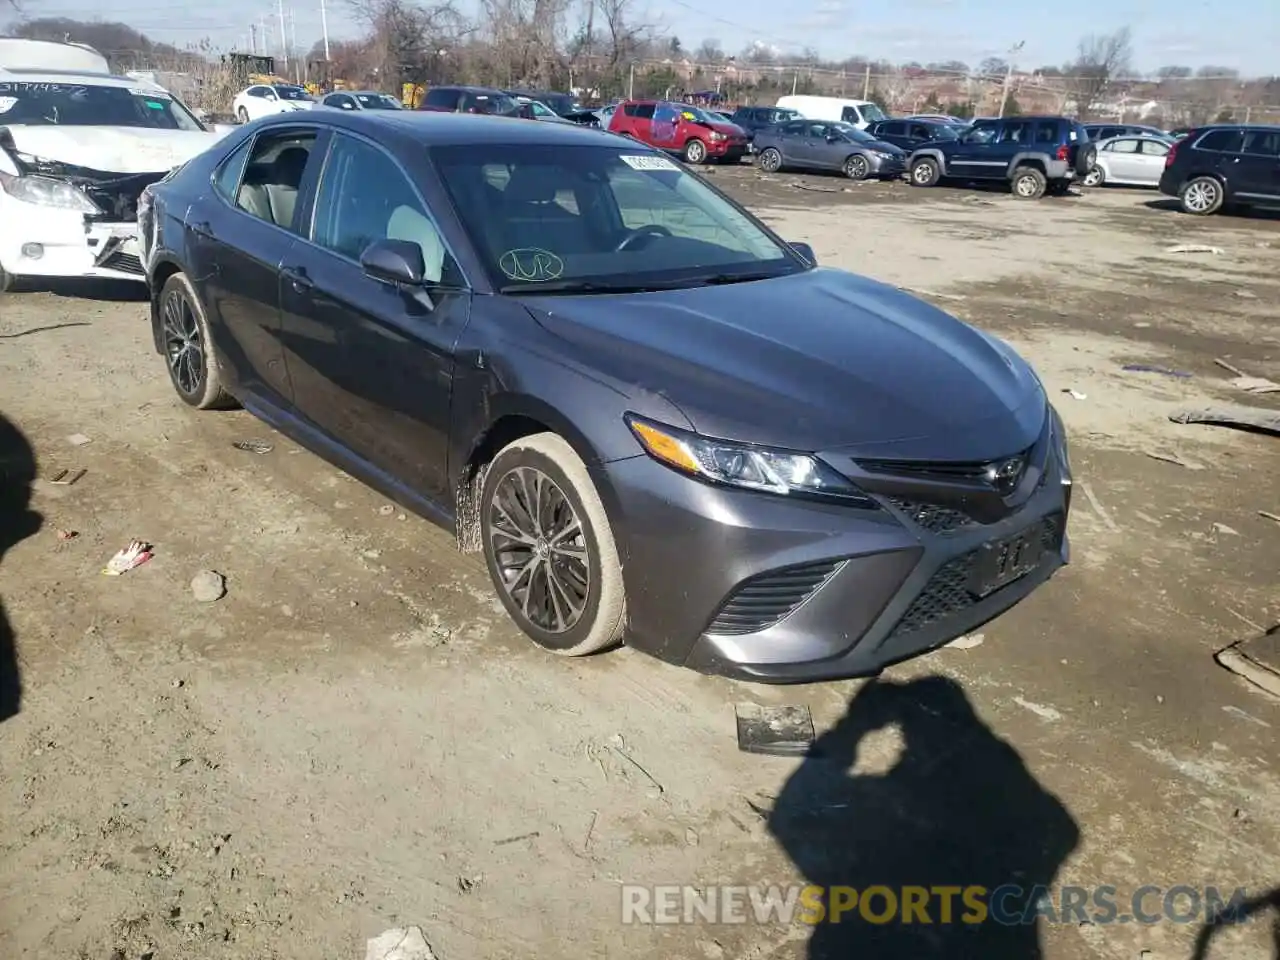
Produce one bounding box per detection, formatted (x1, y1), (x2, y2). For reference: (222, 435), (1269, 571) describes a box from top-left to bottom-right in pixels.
(236, 139), (314, 229)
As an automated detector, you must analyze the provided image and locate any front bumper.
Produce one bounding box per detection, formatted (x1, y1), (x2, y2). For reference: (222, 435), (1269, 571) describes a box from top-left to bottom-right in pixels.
(0, 206), (146, 283)
(708, 139), (748, 161)
(598, 443), (1070, 684)
(868, 154), (907, 178)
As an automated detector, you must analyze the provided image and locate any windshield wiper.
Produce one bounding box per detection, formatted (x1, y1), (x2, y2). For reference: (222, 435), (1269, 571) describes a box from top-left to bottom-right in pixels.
(501, 279), (671, 295)
(690, 271), (784, 286)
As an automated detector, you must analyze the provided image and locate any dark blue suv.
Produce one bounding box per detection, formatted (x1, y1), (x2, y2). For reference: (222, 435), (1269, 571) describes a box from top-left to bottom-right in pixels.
(907, 115), (1096, 199)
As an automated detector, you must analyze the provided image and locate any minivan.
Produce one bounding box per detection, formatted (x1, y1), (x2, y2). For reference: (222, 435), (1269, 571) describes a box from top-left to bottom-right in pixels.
(774, 95), (888, 130)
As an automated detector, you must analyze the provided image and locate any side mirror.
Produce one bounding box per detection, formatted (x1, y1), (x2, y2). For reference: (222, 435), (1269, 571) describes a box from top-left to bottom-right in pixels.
(361, 239), (426, 286)
(789, 241), (816, 265)
(671, 117), (680, 125)
(826, 133), (840, 142)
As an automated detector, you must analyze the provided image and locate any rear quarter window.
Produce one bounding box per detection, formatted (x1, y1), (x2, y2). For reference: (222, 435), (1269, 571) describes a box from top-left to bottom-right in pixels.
(424, 88), (459, 109)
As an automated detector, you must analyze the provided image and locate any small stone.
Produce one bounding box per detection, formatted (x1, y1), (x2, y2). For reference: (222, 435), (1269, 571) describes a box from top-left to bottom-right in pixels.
(378, 505), (395, 516)
(397, 513), (407, 521)
(1155, 695), (1164, 704)
(280, 604), (294, 618)
(190, 570), (226, 603)
(1234, 289), (1258, 299)
(172, 679), (185, 688)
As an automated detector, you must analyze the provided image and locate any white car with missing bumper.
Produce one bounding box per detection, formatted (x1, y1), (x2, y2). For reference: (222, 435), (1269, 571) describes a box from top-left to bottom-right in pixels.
(0, 55), (225, 292)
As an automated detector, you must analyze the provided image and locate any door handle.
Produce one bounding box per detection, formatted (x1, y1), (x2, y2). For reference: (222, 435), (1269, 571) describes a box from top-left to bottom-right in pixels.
(281, 265), (312, 293)
(191, 220), (213, 239)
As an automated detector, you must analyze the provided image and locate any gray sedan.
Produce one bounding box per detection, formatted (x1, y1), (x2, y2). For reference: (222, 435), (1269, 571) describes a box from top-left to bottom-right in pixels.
(754, 119), (906, 179)
(1084, 135), (1172, 188)
(320, 90), (403, 111)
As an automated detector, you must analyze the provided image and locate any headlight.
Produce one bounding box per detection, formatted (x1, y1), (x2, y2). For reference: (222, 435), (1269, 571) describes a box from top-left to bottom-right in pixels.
(0, 171), (101, 213)
(626, 415), (877, 506)
(1050, 406), (1071, 486)
(709, 131), (727, 142)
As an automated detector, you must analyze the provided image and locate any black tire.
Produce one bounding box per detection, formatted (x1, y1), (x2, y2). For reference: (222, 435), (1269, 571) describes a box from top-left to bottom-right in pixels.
(236, 106), (249, 123)
(843, 153), (870, 180)
(1011, 165), (1047, 200)
(757, 147), (783, 173)
(1074, 144), (1097, 176)
(1179, 176), (1224, 216)
(158, 272), (237, 410)
(683, 138), (707, 164)
(480, 432), (626, 657)
(910, 156), (940, 187)
(1083, 165), (1105, 188)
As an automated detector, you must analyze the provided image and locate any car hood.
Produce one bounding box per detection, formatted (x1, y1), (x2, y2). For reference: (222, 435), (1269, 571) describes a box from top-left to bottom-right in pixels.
(863, 138), (906, 156)
(521, 268), (1046, 460)
(0, 125), (225, 174)
(708, 120), (747, 137)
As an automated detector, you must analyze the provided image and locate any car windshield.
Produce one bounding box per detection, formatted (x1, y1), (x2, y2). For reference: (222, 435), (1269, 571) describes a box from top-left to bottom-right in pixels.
(0, 80), (205, 130)
(273, 85), (313, 101)
(432, 143), (805, 294)
(356, 93), (400, 109)
(678, 105), (719, 125)
(832, 122), (876, 142)
(860, 103), (887, 122)
(472, 94), (519, 115)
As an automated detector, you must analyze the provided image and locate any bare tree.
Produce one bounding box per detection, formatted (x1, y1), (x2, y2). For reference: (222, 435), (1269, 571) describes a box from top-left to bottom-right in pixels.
(1065, 27), (1132, 118)
(478, 0), (570, 87)
(596, 0), (653, 76)
(977, 57), (1007, 79)
(874, 66), (914, 113)
(344, 0), (469, 89)
(695, 38), (724, 63)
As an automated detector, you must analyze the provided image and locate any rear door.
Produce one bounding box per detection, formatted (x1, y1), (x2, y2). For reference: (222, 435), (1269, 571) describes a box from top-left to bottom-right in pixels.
(1238, 129), (1280, 198)
(1104, 138), (1143, 180)
(1132, 138), (1171, 184)
(194, 126), (326, 407)
(1191, 128), (1246, 191)
(650, 102), (680, 151)
(278, 131), (470, 504)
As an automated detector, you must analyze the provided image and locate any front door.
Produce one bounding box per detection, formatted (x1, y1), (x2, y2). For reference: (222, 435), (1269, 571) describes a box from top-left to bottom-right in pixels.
(949, 120), (1002, 177)
(277, 131), (469, 505)
(195, 126), (325, 407)
(650, 102), (682, 152)
(1104, 138), (1144, 181)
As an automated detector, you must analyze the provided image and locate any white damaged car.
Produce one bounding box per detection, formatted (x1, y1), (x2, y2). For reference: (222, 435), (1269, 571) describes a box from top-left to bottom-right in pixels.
(0, 65), (227, 291)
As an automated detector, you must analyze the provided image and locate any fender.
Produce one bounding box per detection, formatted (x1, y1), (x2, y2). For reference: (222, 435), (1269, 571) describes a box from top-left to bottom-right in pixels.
(908, 146), (949, 176)
(1007, 150), (1052, 177)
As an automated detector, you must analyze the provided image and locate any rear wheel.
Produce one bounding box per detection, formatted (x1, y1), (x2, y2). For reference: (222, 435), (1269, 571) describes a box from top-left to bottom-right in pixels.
(910, 156), (940, 187)
(1083, 165), (1105, 188)
(1011, 166), (1047, 200)
(843, 154), (870, 180)
(757, 147), (783, 173)
(1180, 176), (1223, 216)
(159, 272), (237, 410)
(480, 432), (627, 657)
(683, 138), (707, 164)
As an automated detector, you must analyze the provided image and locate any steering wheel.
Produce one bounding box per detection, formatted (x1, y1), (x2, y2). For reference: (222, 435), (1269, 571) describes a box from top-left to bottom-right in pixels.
(614, 225), (673, 252)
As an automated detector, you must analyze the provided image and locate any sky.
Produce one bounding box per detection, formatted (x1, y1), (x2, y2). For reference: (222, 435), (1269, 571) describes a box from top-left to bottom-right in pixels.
(8, 0), (1278, 76)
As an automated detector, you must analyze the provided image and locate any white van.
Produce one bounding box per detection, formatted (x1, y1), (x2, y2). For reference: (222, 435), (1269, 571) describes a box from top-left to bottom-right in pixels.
(774, 95), (888, 130)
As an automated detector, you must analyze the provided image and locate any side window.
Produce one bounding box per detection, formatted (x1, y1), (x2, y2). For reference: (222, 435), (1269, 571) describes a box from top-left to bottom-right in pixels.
(965, 122), (998, 144)
(1242, 131), (1280, 157)
(1034, 121), (1059, 144)
(622, 103), (639, 117)
(246, 86), (264, 98)
(780, 120), (806, 136)
(998, 120), (1032, 144)
(1196, 129), (1243, 153)
(909, 124), (929, 139)
(633, 103), (656, 119)
(1140, 139), (1170, 157)
(333, 95), (356, 110)
(423, 88), (458, 110)
(807, 123), (828, 139)
(1110, 139), (1139, 154)
(212, 137), (254, 202)
(840, 106), (861, 124)
(234, 131), (317, 231)
(312, 134), (458, 285)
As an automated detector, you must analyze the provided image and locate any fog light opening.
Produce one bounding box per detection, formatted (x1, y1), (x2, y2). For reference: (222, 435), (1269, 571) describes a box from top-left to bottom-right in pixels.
(21, 242), (44, 260)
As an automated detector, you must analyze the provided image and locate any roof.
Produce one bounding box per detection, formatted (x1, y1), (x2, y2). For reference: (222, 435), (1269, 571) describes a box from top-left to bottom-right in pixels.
(256, 108), (635, 150)
(0, 37), (110, 73)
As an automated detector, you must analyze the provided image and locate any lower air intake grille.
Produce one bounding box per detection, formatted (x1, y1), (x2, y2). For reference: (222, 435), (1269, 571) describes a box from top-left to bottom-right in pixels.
(707, 559), (843, 636)
(889, 513), (1063, 638)
(886, 497), (975, 534)
(100, 251), (144, 276)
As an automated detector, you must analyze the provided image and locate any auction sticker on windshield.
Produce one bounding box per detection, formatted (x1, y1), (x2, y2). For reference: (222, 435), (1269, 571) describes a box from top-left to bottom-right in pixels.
(620, 155), (679, 172)
(0, 97), (15, 114)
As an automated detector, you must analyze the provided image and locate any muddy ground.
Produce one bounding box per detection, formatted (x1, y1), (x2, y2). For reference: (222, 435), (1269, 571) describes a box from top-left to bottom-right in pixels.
(2, 168), (1279, 960)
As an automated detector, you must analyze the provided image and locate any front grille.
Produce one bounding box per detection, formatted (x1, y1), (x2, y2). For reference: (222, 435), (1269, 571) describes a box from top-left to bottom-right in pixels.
(886, 497), (975, 535)
(99, 251), (143, 276)
(888, 514), (1063, 638)
(707, 559), (843, 635)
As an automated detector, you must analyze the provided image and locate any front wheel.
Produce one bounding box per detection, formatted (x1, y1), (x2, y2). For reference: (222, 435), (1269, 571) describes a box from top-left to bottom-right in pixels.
(683, 138), (707, 164)
(480, 433), (627, 657)
(843, 154), (870, 180)
(1083, 166), (1105, 188)
(757, 147), (783, 173)
(1180, 176), (1224, 216)
(1011, 166), (1047, 200)
(910, 157), (940, 187)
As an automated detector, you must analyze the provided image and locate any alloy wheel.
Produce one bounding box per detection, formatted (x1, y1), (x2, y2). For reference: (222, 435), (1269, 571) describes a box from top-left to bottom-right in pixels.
(759, 149), (781, 173)
(1015, 174), (1039, 197)
(1084, 167), (1103, 187)
(487, 466), (590, 634)
(845, 155), (869, 179)
(912, 161), (935, 185)
(1183, 180), (1218, 213)
(162, 289), (204, 395)
(685, 140), (706, 164)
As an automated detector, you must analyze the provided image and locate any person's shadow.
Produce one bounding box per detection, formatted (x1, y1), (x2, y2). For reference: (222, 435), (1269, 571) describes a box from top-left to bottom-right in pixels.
(0, 412), (41, 724)
(1189, 886), (1280, 959)
(768, 675), (1081, 958)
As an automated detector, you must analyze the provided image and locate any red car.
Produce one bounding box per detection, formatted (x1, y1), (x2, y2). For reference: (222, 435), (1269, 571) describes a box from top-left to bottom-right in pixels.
(608, 100), (749, 164)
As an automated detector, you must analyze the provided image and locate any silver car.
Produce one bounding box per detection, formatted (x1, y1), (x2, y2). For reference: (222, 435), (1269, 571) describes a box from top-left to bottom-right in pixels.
(1084, 135), (1172, 188)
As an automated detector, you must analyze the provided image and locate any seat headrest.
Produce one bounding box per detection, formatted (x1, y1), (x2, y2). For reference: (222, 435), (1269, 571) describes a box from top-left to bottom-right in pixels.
(502, 165), (560, 203)
(271, 146), (310, 188)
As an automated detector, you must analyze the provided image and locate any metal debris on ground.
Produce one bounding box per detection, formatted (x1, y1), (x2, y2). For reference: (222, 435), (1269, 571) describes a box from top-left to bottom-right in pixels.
(232, 439), (274, 455)
(1233, 289), (1258, 299)
(1145, 450), (1203, 470)
(1169, 405), (1280, 437)
(1122, 363), (1192, 378)
(946, 632), (985, 650)
(1215, 626), (1280, 699)
(364, 926), (439, 960)
(103, 540), (153, 576)
(1230, 376), (1280, 394)
(1213, 357), (1247, 376)
(191, 570), (227, 603)
(1259, 510), (1280, 525)
(1164, 243), (1224, 255)
(56, 529), (78, 541)
(48, 468), (85, 485)
(789, 182), (838, 193)
(66, 433), (92, 446)
(1063, 388), (1087, 400)
(735, 703), (816, 757)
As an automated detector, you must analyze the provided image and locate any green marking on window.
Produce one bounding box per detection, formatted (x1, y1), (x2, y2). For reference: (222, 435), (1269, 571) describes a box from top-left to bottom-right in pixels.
(145, 100), (166, 110)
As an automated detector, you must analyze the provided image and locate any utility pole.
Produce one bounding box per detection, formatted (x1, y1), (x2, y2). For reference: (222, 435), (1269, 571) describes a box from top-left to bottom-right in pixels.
(791, 71), (798, 96)
(288, 12), (300, 82)
(249, 23), (257, 54)
(862, 63), (870, 99)
(628, 61), (635, 99)
(320, 0), (330, 61)
(277, 0), (288, 68)
(998, 40), (1025, 118)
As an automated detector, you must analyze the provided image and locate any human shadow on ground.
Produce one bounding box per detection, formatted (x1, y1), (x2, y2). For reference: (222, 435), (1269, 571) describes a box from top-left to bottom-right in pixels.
(768, 675), (1081, 958)
(1189, 885), (1280, 959)
(0, 412), (41, 724)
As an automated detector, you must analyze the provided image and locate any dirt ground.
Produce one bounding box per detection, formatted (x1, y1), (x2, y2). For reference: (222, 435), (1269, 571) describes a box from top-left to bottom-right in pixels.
(2, 168), (1279, 960)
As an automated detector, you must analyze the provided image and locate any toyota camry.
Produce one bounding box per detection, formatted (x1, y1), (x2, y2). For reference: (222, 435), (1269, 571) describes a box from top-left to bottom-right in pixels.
(137, 111), (1072, 683)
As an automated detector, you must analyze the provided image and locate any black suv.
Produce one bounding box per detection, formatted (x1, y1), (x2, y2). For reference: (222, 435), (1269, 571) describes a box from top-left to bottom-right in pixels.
(867, 118), (959, 151)
(907, 115), (1095, 199)
(1158, 125), (1280, 216)
(419, 85), (519, 116)
(504, 89), (577, 116)
(729, 105), (801, 150)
